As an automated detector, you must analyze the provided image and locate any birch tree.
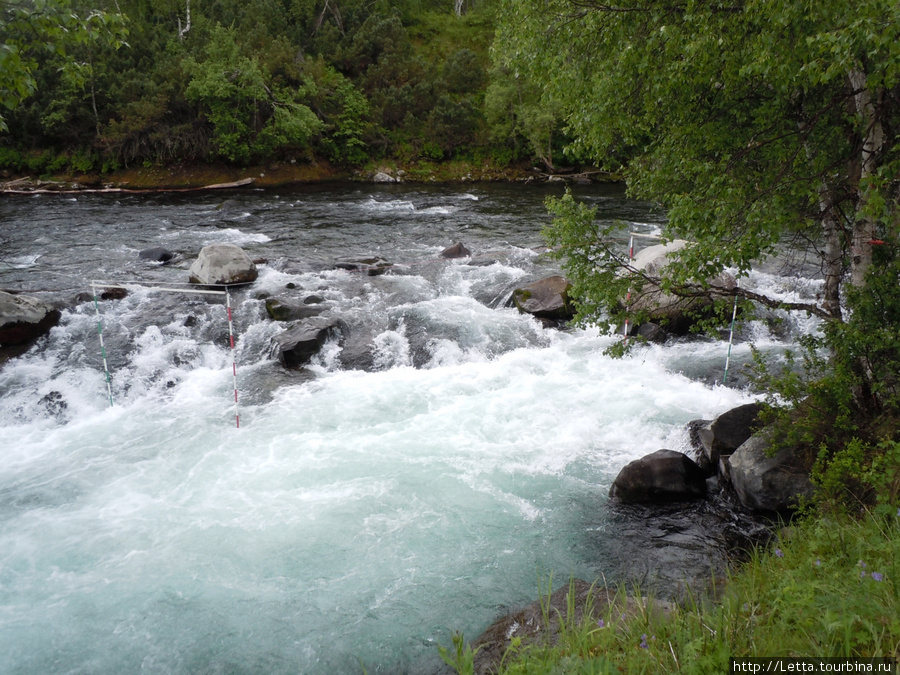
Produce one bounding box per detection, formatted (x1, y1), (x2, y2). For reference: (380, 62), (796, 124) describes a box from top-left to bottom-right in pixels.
(494, 0), (900, 325)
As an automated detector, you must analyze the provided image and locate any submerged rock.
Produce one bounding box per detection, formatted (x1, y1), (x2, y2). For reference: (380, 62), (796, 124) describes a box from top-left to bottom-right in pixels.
(0, 291), (61, 347)
(334, 258), (393, 276)
(264, 298), (325, 322)
(188, 243), (258, 285)
(440, 242), (471, 259)
(609, 449), (708, 503)
(509, 275), (575, 322)
(139, 246), (175, 263)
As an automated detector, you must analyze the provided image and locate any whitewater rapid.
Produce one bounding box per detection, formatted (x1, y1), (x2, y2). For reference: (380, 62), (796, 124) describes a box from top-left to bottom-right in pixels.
(0, 183), (806, 673)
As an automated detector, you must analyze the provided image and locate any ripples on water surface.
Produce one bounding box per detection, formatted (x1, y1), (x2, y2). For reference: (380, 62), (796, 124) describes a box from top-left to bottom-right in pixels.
(0, 183), (813, 673)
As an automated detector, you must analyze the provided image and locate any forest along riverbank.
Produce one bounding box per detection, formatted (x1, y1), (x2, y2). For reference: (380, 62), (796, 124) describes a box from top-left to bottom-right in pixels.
(0, 183), (808, 674)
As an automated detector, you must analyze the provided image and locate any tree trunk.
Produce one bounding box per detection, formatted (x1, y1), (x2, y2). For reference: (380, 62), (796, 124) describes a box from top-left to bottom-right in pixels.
(848, 68), (885, 288)
(178, 0), (191, 41)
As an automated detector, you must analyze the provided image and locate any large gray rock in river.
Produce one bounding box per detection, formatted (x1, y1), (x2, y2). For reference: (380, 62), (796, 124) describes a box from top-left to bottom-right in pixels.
(0, 291), (61, 346)
(728, 433), (814, 513)
(272, 317), (348, 368)
(609, 449), (708, 503)
(188, 244), (258, 285)
(628, 240), (735, 334)
(510, 275), (575, 321)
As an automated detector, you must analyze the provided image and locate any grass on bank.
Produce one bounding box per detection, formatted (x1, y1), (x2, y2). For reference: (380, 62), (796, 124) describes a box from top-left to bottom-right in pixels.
(441, 509), (900, 674)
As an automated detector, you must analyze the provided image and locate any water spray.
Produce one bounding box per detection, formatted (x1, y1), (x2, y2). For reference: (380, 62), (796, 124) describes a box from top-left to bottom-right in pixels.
(90, 280), (242, 427)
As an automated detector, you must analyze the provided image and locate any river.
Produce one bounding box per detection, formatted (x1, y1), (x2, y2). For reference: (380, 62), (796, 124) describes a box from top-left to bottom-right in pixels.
(0, 182), (816, 673)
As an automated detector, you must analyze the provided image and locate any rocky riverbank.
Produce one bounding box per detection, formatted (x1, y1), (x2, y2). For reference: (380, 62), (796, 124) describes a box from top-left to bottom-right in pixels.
(0, 159), (617, 193)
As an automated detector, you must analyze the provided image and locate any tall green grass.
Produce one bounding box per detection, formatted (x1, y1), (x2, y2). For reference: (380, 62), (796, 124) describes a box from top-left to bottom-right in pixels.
(441, 509), (900, 674)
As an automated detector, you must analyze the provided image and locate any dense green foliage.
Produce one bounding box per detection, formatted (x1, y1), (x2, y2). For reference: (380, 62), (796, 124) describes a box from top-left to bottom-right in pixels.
(502, 0), (900, 510)
(498, 0), (900, 318)
(1, 0), (558, 173)
(442, 510), (900, 673)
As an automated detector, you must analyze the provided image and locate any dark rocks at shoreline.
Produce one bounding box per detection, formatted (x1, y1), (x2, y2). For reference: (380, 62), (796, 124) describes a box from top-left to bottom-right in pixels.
(609, 449), (708, 503)
(471, 579), (675, 675)
(729, 433), (815, 513)
(695, 402), (765, 473)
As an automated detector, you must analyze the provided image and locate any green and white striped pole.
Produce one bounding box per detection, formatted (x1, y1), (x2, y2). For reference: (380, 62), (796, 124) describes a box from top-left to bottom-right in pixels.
(92, 283), (114, 407)
(723, 294), (738, 384)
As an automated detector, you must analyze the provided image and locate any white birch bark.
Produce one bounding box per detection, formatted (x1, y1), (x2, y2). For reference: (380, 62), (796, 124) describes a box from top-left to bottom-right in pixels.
(848, 68), (885, 288)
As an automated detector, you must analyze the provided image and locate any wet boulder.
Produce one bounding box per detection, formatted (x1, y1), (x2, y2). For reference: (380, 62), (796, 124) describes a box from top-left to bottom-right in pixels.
(139, 246), (175, 263)
(0, 291), (61, 347)
(628, 240), (735, 334)
(188, 243), (258, 285)
(637, 322), (667, 343)
(272, 317), (348, 368)
(440, 242), (471, 259)
(334, 258), (393, 276)
(510, 275), (575, 321)
(264, 298), (325, 322)
(727, 433), (814, 513)
(697, 402), (764, 470)
(609, 449), (708, 503)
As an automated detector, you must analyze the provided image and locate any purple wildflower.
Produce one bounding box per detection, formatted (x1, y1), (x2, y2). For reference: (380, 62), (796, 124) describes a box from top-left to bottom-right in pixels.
(859, 560), (866, 569)
(815, 559), (821, 567)
(640, 634), (648, 649)
(597, 619), (605, 628)
(775, 548), (784, 558)
(872, 572), (883, 582)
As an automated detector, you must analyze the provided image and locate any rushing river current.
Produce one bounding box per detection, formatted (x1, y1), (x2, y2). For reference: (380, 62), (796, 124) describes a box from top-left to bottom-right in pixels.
(0, 182), (818, 673)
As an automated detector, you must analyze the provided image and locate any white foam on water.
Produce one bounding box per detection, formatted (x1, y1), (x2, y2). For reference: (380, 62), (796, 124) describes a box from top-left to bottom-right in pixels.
(361, 198), (416, 213)
(202, 227), (272, 245)
(0, 325), (755, 673)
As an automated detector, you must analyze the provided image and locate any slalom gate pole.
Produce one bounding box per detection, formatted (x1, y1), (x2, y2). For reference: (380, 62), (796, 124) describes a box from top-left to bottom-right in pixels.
(91, 284), (115, 407)
(91, 281), (242, 426)
(226, 288), (240, 429)
(623, 235), (634, 342)
(723, 294), (738, 384)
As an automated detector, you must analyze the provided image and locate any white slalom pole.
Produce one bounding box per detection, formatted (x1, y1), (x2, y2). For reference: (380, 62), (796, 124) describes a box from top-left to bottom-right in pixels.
(623, 235), (634, 341)
(723, 294), (739, 384)
(91, 284), (114, 407)
(226, 288), (240, 428)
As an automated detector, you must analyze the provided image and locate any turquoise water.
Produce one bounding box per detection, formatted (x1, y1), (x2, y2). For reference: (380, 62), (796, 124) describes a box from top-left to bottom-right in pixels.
(0, 184), (798, 673)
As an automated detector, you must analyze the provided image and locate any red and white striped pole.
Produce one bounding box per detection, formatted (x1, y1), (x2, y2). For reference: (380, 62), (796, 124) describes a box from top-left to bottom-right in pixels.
(226, 288), (240, 428)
